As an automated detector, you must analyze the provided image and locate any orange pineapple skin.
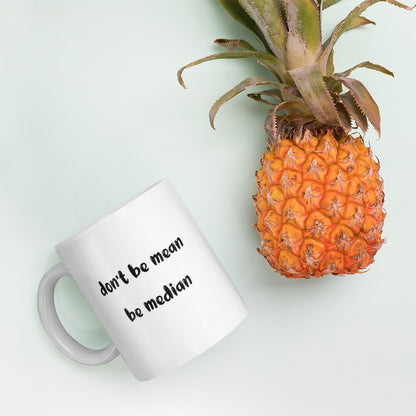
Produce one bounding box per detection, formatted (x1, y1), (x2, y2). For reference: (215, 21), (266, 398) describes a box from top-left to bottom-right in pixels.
(254, 129), (385, 278)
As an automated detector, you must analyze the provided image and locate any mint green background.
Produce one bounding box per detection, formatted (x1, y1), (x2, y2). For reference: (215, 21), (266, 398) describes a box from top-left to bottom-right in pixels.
(1, 1), (415, 415)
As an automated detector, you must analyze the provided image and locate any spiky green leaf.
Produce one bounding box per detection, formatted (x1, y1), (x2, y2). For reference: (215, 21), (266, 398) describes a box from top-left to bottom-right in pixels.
(335, 61), (394, 77)
(335, 101), (352, 131)
(274, 100), (313, 116)
(217, 0), (272, 52)
(336, 77), (380, 135)
(177, 51), (285, 88)
(289, 63), (339, 125)
(281, 85), (302, 101)
(325, 75), (343, 95)
(323, 16), (376, 76)
(323, 0), (342, 9)
(209, 77), (282, 128)
(319, 0), (414, 74)
(326, 49), (335, 75)
(238, 0), (288, 62)
(247, 88), (282, 105)
(214, 38), (257, 51)
(347, 15), (376, 29)
(340, 92), (369, 134)
(322, 16), (376, 51)
(282, 0), (322, 69)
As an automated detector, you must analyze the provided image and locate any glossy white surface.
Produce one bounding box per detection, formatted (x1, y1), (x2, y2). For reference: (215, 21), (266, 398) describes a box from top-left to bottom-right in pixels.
(38, 179), (247, 380)
(1, 0), (415, 414)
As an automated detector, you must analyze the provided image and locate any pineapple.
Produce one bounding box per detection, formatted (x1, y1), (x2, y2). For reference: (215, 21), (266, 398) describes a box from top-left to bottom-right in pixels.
(178, 0), (414, 278)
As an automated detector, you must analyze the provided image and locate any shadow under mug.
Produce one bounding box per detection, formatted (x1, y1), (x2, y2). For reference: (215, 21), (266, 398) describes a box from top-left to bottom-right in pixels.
(37, 179), (247, 381)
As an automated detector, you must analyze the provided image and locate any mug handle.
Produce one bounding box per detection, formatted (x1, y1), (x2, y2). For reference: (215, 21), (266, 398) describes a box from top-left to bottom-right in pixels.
(37, 262), (119, 365)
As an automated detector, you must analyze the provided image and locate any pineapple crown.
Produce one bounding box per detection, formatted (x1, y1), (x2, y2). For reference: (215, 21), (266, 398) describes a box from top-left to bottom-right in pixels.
(178, 0), (414, 140)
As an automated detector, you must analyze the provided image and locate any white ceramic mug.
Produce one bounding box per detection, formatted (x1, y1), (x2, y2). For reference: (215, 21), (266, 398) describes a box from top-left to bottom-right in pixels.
(37, 179), (247, 381)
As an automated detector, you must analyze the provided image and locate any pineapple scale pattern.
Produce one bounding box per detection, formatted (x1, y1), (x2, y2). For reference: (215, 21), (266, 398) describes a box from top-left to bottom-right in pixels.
(254, 129), (385, 278)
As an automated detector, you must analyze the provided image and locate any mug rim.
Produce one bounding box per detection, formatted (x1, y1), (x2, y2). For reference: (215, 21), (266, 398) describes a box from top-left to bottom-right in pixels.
(55, 178), (169, 251)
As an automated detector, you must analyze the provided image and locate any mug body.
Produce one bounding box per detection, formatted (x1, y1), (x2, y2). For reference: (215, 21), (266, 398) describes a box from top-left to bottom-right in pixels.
(55, 179), (247, 380)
